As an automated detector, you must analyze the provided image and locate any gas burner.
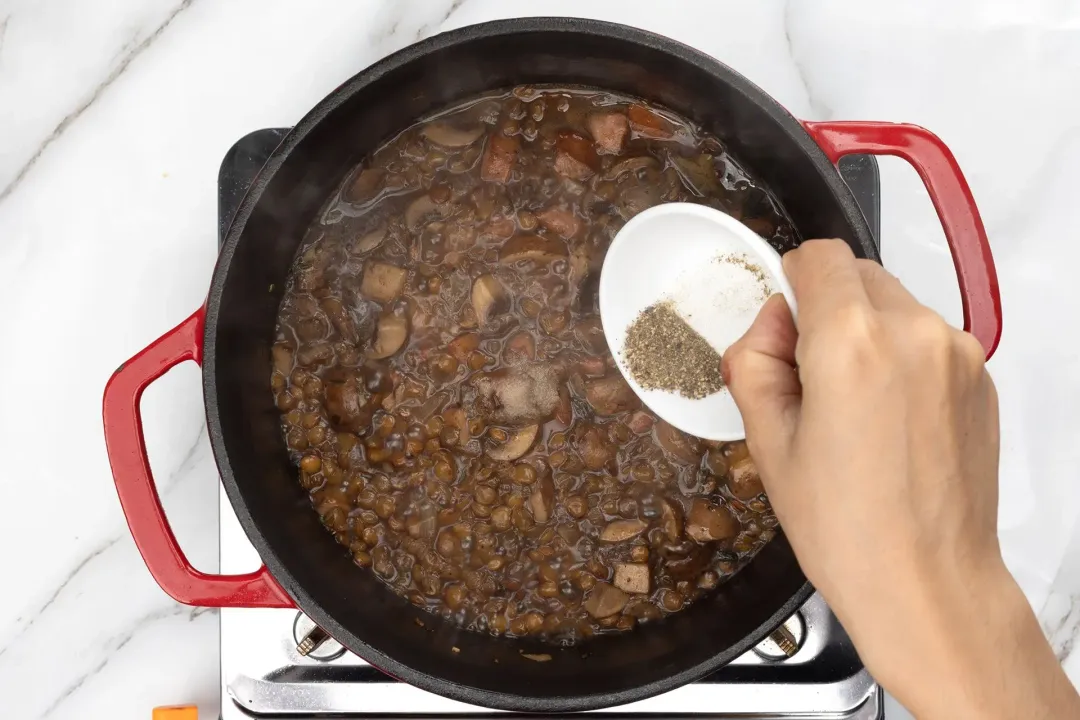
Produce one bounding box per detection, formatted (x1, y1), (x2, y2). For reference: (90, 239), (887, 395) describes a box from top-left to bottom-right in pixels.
(216, 129), (882, 719)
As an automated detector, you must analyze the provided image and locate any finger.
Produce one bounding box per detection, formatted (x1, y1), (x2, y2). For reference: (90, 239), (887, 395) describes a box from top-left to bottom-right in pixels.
(723, 294), (801, 472)
(723, 293), (798, 370)
(856, 260), (920, 311)
(783, 240), (870, 336)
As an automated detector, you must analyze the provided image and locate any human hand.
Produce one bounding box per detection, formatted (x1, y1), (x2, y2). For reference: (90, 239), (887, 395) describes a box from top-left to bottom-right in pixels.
(722, 239), (1078, 719)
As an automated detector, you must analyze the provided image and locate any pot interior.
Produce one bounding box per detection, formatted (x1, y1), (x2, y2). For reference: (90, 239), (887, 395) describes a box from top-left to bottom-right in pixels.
(205, 18), (871, 711)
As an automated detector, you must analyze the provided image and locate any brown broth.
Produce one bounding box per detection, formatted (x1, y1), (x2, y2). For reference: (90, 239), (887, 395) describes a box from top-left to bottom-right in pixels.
(270, 86), (792, 643)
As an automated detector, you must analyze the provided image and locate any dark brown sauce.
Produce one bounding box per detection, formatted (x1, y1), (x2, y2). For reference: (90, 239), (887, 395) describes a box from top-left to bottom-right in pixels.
(270, 86), (791, 643)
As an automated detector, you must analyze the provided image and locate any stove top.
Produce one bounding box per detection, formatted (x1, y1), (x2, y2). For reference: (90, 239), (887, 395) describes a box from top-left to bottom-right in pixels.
(215, 128), (883, 719)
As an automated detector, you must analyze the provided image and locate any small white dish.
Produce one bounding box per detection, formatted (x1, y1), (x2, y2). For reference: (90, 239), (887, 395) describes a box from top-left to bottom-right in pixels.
(598, 203), (797, 441)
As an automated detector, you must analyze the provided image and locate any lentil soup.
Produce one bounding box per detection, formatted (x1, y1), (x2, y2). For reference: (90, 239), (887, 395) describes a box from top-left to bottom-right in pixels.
(270, 86), (795, 643)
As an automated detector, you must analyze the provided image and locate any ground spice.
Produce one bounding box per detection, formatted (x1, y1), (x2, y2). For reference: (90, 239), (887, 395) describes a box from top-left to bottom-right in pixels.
(716, 253), (771, 304)
(622, 301), (725, 399)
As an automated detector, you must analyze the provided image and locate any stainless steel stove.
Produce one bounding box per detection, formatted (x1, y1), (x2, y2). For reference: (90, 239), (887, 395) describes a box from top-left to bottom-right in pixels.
(216, 128), (883, 719)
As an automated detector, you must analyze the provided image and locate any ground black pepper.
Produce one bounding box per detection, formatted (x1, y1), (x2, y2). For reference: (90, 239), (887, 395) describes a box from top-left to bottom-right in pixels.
(622, 301), (725, 399)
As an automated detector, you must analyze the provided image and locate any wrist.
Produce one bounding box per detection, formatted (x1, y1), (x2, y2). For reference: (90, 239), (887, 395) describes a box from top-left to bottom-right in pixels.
(833, 552), (1009, 715)
(879, 559), (1070, 719)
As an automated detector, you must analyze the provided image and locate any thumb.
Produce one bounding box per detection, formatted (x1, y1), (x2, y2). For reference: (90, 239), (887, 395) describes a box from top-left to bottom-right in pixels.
(722, 294), (801, 466)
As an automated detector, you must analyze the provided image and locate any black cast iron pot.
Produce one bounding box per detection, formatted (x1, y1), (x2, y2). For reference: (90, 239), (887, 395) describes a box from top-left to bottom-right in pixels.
(103, 17), (1001, 712)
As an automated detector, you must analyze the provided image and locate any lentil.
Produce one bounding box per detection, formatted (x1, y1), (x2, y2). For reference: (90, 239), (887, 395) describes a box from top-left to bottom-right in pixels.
(272, 86), (788, 644)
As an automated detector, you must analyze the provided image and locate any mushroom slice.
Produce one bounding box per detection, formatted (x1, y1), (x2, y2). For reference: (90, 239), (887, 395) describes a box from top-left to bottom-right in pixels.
(586, 111), (629, 155)
(616, 185), (662, 221)
(296, 342), (333, 367)
(705, 447), (729, 477)
(319, 296), (358, 344)
(353, 225), (387, 254)
(628, 104), (675, 138)
(480, 133), (519, 184)
(655, 420), (703, 465)
(554, 131), (600, 180)
(502, 331), (535, 365)
(554, 386), (573, 426)
(471, 274), (509, 326)
(600, 519), (648, 542)
(480, 216), (516, 241)
(576, 424), (614, 471)
(627, 411), (655, 435)
(498, 235), (568, 264)
(613, 563), (650, 594)
(271, 343), (293, 376)
(447, 332), (480, 362)
(421, 121), (485, 148)
(536, 205), (581, 239)
(522, 652), (553, 662)
(728, 456), (765, 500)
(659, 499), (683, 542)
(360, 262), (407, 302)
(487, 424), (538, 462)
(664, 542), (714, 581)
(405, 194), (443, 233)
(471, 364), (562, 426)
(527, 474), (555, 523)
(603, 156), (659, 182)
(368, 314), (409, 359)
(671, 153), (721, 196)
(686, 499), (738, 543)
(568, 242), (590, 286)
(584, 583), (629, 619)
(584, 374), (639, 416)
(325, 375), (375, 433)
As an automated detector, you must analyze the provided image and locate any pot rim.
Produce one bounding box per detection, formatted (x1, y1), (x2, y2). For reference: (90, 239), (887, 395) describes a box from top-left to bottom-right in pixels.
(202, 16), (869, 712)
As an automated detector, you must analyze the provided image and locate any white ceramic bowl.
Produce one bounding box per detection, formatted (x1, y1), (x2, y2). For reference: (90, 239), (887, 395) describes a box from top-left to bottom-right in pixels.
(598, 203), (796, 441)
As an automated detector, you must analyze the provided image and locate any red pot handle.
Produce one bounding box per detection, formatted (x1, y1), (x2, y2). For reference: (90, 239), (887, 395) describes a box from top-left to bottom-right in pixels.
(802, 121), (1002, 359)
(103, 309), (294, 608)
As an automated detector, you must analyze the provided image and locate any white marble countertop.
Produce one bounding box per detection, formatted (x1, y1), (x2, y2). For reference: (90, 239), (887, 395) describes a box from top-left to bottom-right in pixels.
(1, 1), (1078, 718)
